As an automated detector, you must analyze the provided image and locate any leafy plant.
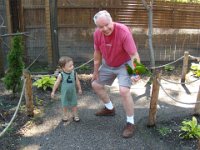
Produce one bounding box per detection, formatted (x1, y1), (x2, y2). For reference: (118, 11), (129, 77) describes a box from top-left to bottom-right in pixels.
(190, 63), (200, 77)
(35, 96), (43, 105)
(179, 116), (200, 139)
(157, 126), (172, 136)
(19, 105), (26, 112)
(164, 65), (175, 71)
(3, 35), (24, 94)
(33, 75), (56, 90)
(79, 65), (90, 71)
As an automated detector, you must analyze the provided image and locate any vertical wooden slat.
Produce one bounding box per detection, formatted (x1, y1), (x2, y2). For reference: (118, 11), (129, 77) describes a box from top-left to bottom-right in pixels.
(19, 0), (28, 63)
(0, 39), (4, 77)
(5, 0), (12, 34)
(0, 0), (13, 77)
(50, 0), (59, 70)
(45, 0), (53, 69)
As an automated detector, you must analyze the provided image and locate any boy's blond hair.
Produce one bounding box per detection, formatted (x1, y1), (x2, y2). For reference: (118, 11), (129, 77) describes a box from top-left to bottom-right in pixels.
(58, 56), (73, 68)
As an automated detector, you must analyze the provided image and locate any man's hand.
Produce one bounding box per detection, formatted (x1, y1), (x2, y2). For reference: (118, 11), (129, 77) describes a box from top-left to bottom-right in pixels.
(131, 75), (140, 83)
(91, 72), (99, 82)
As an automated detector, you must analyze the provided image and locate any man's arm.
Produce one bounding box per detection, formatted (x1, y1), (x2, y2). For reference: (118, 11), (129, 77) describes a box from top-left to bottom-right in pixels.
(75, 73), (82, 94)
(92, 50), (102, 81)
(130, 51), (140, 64)
(130, 51), (141, 82)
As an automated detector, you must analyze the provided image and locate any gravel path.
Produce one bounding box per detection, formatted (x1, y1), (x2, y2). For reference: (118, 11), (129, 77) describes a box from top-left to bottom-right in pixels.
(18, 78), (200, 150)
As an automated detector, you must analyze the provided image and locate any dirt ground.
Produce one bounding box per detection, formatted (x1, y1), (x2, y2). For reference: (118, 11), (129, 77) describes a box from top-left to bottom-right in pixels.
(0, 65), (200, 150)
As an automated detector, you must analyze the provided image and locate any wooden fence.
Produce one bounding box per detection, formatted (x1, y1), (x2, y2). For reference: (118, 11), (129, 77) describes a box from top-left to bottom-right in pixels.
(0, 0), (200, 70)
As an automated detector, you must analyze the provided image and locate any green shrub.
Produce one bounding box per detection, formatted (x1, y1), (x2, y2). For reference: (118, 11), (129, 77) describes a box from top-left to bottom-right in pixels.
(33, 75), (56, 90)
(190, 63), (200, 77)
(3, 35), (24, 94)
(179, 116), (200, 139)
(164, 65), (175, 71)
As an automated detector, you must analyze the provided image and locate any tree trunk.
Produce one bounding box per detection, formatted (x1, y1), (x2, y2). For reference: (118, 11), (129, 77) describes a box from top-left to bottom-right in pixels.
(141, 0), (155, 68)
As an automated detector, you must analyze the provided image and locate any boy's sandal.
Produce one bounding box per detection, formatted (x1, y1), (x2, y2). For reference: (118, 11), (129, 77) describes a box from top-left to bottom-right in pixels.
(73, 116), (80, 122)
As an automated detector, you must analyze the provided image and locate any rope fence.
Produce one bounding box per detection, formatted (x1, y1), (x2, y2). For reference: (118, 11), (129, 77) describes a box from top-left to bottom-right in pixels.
(0, 79), (26, 137)
(151, 55), (184, 69)
(148, 51), (200, 126)
(160, 76), (199, 85)
(157, 78), (200, 105)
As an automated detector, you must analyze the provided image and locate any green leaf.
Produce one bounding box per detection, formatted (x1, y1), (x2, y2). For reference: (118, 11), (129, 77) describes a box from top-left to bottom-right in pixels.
(179, 116), (200, 139)
(32, 75), (56, 91)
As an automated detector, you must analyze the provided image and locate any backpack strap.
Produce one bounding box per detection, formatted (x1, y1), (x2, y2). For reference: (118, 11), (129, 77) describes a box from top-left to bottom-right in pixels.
(60, 72), (63, 81)
(74, 71), (76, 81)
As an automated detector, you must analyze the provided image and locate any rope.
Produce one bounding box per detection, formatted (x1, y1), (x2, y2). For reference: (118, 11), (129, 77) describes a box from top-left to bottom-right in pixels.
(25, 47), (46, 70)
(157, 78), (200, 105)
(0, 38), (10, 49)
(74, 58), (94, 70)
(150, 56), (184, 69)
(0, 79), (26, 137)
(160, 76), (200, 85)
(0, 32), (30, 37)
(0, 15), (4, 27)
(189, 55), (200, 61)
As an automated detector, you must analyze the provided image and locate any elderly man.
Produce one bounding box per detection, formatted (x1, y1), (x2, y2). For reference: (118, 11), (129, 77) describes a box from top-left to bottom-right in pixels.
(91, 10), (140, 138)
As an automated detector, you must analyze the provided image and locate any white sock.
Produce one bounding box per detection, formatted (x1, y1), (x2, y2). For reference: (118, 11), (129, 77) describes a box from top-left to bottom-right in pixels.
(105, 101), (114, 110)
(127, 116), (134, 124)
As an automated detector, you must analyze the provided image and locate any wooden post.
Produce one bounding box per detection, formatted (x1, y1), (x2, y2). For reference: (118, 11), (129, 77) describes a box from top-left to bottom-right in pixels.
(23, 69), (34, 117)
(198, 138), (200, 150)
(148, 70), (161, 126)
(194, 86), (200, 115)
(181, 51), (189, 83)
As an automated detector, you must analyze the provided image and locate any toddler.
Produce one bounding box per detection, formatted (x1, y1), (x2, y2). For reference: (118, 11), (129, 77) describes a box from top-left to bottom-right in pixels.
(51, 56), (82, 122)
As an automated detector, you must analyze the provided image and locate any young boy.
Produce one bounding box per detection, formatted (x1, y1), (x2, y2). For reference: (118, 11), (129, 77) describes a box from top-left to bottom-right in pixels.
(51, 56), (82, 122)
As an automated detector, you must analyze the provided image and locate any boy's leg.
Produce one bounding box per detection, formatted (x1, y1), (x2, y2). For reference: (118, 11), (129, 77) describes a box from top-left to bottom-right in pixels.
(72, 106), (80, 122)
(62, 106), (70, 122)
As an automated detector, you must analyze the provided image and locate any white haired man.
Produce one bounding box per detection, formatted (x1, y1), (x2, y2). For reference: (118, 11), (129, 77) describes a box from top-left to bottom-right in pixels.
(91, 10), (140, 138)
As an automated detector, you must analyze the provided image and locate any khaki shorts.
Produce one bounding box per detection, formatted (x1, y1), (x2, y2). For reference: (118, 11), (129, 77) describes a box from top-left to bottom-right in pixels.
(95, 59), (134, 88)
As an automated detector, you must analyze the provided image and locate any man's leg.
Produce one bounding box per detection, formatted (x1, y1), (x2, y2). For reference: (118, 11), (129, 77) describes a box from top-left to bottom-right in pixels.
(119, 86), (134, 117)
(119, 86), (135, 138)
(92, 81), (110, 103)
(92, 81), (115, 116)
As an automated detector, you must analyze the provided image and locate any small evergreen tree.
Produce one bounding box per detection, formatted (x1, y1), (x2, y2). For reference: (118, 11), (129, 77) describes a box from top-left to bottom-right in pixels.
(3, 35), (24, 94)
